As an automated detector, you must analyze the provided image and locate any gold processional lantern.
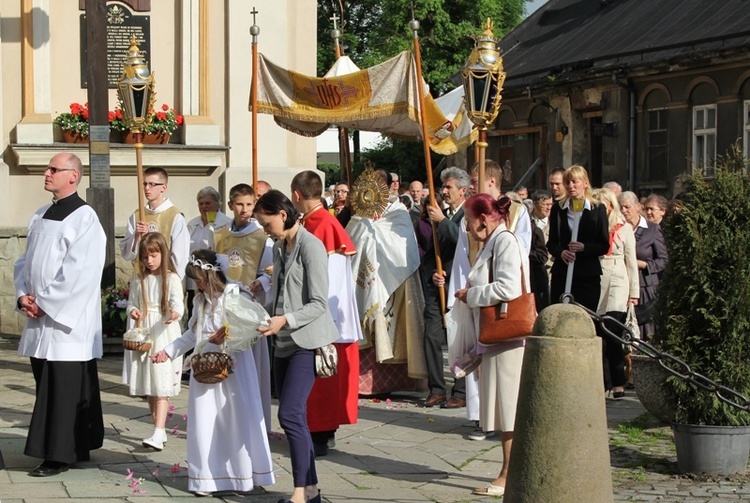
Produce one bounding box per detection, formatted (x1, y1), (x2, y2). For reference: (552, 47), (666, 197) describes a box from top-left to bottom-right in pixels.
(117, 36), (156, 221)
(461, 18), (506, 193)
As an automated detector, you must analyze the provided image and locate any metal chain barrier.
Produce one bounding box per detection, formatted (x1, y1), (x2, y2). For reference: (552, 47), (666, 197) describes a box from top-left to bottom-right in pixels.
(560, 294), (750, 412)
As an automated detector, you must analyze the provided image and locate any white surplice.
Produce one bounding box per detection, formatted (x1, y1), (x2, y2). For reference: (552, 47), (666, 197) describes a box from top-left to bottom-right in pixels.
(164, 292), (275, 493)
(14, 202), (106, 361)
(119, 199), (191, 279)
(327, 253), (363, 343)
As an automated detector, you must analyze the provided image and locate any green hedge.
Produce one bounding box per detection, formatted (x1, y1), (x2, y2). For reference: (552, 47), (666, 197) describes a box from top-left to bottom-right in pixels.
(654, 145), (750, 425)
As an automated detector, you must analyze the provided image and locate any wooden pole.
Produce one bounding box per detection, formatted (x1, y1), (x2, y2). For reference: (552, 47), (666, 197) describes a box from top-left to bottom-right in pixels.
(250, 9), (260, 194)
(135, 135), (146, 222)
(84, 0), (115, 289)
(410, 18), (446, 316)
(478, 127), (488, 194)
(331, 12), (352, 185)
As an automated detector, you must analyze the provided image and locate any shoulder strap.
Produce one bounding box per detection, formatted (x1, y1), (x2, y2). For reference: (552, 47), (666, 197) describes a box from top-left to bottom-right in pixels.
(490, 230), (528, 295)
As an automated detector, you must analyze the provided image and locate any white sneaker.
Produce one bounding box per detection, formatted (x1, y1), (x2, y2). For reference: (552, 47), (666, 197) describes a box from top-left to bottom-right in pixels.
(142, 436), (164, 451)
(468, 429), (496, 441)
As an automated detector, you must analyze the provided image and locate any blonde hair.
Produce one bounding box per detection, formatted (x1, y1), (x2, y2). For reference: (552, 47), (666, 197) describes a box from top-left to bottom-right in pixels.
(562, 164), (596, 205)
(592, 187), (624, 230)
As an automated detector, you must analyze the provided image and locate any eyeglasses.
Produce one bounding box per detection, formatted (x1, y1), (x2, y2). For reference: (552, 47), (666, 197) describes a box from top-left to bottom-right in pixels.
(335, 189), (349, 193)
(143, 182), (165, 188)
(189, 256), (220, 271)
(45, 166), (76, 174)
(645, 206), (664, 212)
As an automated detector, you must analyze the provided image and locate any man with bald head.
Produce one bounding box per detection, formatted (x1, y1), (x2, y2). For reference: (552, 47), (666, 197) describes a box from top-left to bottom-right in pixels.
(408, 180), (424, 222)
(15, 153), (106, 476)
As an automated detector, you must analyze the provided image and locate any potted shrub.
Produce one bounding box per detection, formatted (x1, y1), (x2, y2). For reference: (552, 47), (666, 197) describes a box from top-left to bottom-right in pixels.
(53, 102), (89, 142)
(653, 144), (750, 474)
(122, 103), (184, 144)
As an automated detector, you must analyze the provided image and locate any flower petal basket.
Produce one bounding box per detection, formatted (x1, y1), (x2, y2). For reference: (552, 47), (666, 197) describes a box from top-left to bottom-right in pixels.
(122, 327), (152, 353)
(191, 352), (233, 384)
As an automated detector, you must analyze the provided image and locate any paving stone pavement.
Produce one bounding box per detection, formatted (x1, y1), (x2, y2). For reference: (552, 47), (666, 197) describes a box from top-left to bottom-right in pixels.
(0, 334), (749, 502)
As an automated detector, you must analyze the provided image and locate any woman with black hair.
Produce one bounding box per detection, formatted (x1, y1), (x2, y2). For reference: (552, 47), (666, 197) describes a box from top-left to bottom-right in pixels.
(254, 190), (338, 503)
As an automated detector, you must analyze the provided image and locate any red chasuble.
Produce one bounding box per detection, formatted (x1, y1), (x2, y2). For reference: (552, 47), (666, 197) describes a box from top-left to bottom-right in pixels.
(303, 206), (360, 432)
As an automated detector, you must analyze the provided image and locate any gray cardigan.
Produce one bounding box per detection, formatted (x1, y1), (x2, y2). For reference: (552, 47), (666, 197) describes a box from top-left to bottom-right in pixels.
(269, 225), (339, 350)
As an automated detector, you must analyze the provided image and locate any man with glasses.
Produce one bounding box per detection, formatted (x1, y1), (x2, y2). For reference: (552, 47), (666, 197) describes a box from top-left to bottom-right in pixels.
(14, 153), (106, 476)
(530, 190), (554, 310)
(119, 167), (190, 278)
(333, 182), (352, 228)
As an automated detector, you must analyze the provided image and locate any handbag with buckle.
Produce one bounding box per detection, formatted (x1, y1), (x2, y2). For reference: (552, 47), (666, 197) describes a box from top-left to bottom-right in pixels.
(315, 344), (338, 378)
(477, 232), (537, 344)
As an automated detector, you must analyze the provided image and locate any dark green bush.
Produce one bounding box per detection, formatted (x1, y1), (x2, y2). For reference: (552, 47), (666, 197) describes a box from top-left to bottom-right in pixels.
(654, 144), (750, 425)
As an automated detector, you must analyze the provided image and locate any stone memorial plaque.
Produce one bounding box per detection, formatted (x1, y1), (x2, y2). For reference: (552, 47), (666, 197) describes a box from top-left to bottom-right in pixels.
(80, 3), (151, 88)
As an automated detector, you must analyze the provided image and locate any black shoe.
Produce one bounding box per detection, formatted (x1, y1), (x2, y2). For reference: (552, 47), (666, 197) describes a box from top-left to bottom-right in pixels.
(613, 390), (626, 399)
(309, 490), (322, 503)
(31, 460), (69, 477)
(625, 382), (635, 390)
(313, 442), (328, 457)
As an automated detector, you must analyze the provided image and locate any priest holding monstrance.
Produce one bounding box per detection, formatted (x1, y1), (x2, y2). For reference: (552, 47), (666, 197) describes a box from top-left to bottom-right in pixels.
(14, 153), (106, 476)
(346, 167), (427, 395)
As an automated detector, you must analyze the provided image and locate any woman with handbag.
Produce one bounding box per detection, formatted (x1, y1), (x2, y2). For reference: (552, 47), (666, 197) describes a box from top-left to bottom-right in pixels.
(591, 188), (640, 398)
(254, 190), (338, 503)
(618, 191), (668, 342)
(454, 194), (531, 498)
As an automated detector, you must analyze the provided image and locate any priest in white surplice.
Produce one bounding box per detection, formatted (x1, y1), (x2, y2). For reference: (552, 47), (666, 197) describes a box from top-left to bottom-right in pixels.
(14, 153), (106, 477)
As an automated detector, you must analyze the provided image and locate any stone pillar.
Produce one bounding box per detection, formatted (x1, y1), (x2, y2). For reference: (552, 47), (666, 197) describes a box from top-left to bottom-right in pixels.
(504, 303), (613, 503)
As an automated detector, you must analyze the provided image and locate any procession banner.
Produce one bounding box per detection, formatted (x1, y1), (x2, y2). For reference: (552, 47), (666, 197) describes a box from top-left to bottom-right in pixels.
(250, 51), (476, 156)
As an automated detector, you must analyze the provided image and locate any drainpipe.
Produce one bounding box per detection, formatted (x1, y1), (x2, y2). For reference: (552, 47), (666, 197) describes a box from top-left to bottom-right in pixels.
(613, 74), (636, 191)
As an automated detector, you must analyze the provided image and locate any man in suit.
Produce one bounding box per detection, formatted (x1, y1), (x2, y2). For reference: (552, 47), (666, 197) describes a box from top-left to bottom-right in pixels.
(529, 190), (553, 311)
(421, 167), (469, 408)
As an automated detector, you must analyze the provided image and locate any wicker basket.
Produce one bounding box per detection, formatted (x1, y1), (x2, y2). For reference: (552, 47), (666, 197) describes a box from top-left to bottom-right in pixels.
(122, 327), (152, 353)
(191, 352), (233, 384)
(123, 340), (153, 352)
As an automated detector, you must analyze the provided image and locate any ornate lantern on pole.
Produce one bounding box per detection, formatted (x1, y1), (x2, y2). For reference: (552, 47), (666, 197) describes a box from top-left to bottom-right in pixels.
(117, 36), (156, 221)
(462, 18), (506, 193)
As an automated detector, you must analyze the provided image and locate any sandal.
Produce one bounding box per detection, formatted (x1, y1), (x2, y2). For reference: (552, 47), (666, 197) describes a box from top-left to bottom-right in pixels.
(472, 483), (505, 496)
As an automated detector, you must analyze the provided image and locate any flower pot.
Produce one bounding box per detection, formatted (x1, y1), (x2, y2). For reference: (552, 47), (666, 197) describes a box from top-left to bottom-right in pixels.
(672, 423), (750, 475)
(632, 354), (678, 423)
(122, 132), (171, 144)
(61, 129), (88, 143)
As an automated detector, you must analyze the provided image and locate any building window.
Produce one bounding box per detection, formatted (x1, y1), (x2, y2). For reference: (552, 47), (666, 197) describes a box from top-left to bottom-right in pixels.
(744, 100), (750, 161)
(692, 104), (716, 175)
(647, 109), (668, 182)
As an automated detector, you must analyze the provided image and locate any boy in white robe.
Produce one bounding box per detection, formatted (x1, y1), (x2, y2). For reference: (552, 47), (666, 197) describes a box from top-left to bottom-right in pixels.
(214, 183), (274, 430)
(119, 166), (190, 278)
(14, 153), (106, 476)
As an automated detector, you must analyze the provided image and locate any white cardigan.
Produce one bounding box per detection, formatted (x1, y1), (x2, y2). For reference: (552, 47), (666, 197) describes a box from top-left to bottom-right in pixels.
(466, 225), (531, 309)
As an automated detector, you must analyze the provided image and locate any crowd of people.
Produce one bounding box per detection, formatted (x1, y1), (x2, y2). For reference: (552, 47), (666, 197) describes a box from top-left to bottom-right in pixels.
(13, 151), (671, 501)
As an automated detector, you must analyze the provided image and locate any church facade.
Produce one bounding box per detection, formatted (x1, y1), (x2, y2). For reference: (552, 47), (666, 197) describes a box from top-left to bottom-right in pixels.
(0, 0), (317, 333)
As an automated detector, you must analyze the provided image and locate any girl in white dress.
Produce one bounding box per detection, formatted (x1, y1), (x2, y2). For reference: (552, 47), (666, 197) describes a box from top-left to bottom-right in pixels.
(152, 249), (275, 497)
(126, 232), (184, 451)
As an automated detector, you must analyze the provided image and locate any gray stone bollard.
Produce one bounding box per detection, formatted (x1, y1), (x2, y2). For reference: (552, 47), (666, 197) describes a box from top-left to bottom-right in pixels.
(504, 303), (613, 503)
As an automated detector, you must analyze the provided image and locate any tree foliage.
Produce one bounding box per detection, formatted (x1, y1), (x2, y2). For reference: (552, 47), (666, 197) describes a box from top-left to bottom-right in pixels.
(654, 144), (750, 426)
(317, 0), (528, 95)
(316, 1), (528, 186)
